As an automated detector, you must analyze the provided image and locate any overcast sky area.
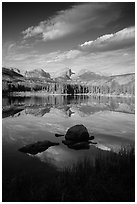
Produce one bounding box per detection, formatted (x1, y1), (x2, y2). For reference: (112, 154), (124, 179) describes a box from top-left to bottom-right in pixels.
(2, 2), (135, 75)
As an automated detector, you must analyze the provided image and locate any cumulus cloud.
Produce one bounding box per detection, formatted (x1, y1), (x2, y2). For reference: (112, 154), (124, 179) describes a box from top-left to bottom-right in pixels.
(80, 41), (93, 47)
(79, 26), (135, 52)
(22, 3), (121, 41)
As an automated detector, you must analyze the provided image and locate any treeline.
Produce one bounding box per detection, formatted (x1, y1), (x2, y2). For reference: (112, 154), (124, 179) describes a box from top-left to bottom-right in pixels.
(2, 80), (135, 96)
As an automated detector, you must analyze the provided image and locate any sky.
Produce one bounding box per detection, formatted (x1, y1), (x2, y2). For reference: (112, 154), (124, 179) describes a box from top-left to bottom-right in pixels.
(2, 2), (135, 75)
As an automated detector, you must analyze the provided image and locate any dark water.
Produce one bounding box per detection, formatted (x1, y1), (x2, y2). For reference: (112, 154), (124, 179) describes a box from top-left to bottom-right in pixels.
(2, 95), (135, 174)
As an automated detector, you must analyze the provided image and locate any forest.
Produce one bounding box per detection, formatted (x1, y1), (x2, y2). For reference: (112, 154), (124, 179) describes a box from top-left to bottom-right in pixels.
(2, 80), (135, 96)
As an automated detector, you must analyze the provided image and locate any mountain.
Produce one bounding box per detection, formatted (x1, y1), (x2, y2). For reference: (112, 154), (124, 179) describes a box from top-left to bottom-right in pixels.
(110, 73), (135, 85)
(2, 67), (135, 95)
(2, 67), (53, 83)
(2, 67), (24, 81)
(73, 69), (135, 86)
(52, 68), (75, 82)
(72, 69), (108, 83)
(25, 69), (51, 79)
(7, 67), (21, 74)
(2, 67), (53, 93)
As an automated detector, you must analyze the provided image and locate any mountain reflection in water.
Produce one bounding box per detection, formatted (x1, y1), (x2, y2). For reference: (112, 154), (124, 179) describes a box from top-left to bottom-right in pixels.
(2, 95), (135, 118)
(2, 95), (135, 169)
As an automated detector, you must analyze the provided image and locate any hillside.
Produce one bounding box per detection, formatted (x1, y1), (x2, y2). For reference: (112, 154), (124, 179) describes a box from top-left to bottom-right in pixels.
(110, 73), (135, 85)
(2, 67), (24, 81)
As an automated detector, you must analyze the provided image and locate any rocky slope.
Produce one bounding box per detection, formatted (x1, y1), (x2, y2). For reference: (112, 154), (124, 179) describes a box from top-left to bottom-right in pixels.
(2, 67), (24, 81)
(51, 68), (75, 82)
(25, 69), (51, 79)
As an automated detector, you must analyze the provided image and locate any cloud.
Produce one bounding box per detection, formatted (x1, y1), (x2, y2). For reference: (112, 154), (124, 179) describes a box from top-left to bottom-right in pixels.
(48, 50), (81, 63)
(3, 25), (135, 76)
(7, 43), (16, 52)
(79, 26), (135, 52)
(80, 34), (113, 47)
(47, 26), (135, 64)
(22, 3), (121, 41)
(80, 41), (93, 47)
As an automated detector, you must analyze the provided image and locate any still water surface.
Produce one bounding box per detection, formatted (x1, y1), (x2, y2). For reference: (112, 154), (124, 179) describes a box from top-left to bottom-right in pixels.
(2, 95), (135, 173)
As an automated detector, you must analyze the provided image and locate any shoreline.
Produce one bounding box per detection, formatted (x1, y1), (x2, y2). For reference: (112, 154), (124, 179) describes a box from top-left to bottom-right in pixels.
(4, 91), (135, 98)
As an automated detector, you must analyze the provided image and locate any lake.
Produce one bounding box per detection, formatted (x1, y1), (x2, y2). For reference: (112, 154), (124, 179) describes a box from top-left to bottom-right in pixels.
(2, 94), (135, 174)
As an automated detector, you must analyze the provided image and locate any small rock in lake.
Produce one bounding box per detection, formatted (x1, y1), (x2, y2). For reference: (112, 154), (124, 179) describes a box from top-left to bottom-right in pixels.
(60, 124), (97, 150)
(64, 124), (95, 141)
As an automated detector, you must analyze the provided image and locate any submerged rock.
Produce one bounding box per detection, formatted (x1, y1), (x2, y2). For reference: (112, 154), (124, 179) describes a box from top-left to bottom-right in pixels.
(19, 140), (59, 155)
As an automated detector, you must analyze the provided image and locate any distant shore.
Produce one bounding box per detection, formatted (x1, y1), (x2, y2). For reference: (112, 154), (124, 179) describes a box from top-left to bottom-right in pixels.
(5, 91), (135, 98)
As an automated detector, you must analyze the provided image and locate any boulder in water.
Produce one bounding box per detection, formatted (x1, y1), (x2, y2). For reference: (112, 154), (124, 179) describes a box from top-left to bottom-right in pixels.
(65, 124), (92, 141)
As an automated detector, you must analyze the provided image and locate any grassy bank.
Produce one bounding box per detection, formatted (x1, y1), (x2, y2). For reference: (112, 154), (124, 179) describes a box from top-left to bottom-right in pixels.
(3, 147), (135, 202)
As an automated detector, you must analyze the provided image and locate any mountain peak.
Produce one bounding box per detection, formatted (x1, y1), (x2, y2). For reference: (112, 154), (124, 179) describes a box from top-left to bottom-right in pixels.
(25, 69), (51, 79)
(51, 68), (75, 81)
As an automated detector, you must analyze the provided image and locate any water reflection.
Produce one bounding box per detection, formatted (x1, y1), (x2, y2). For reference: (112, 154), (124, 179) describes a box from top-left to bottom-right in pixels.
(2, 95), (135, 119)
(30, 145), (97, 169)
(2, 95), (135, 170)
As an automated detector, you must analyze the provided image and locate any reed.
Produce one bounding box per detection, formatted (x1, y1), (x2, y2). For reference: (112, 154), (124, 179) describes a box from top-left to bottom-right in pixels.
(3, 146), (135, 202)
